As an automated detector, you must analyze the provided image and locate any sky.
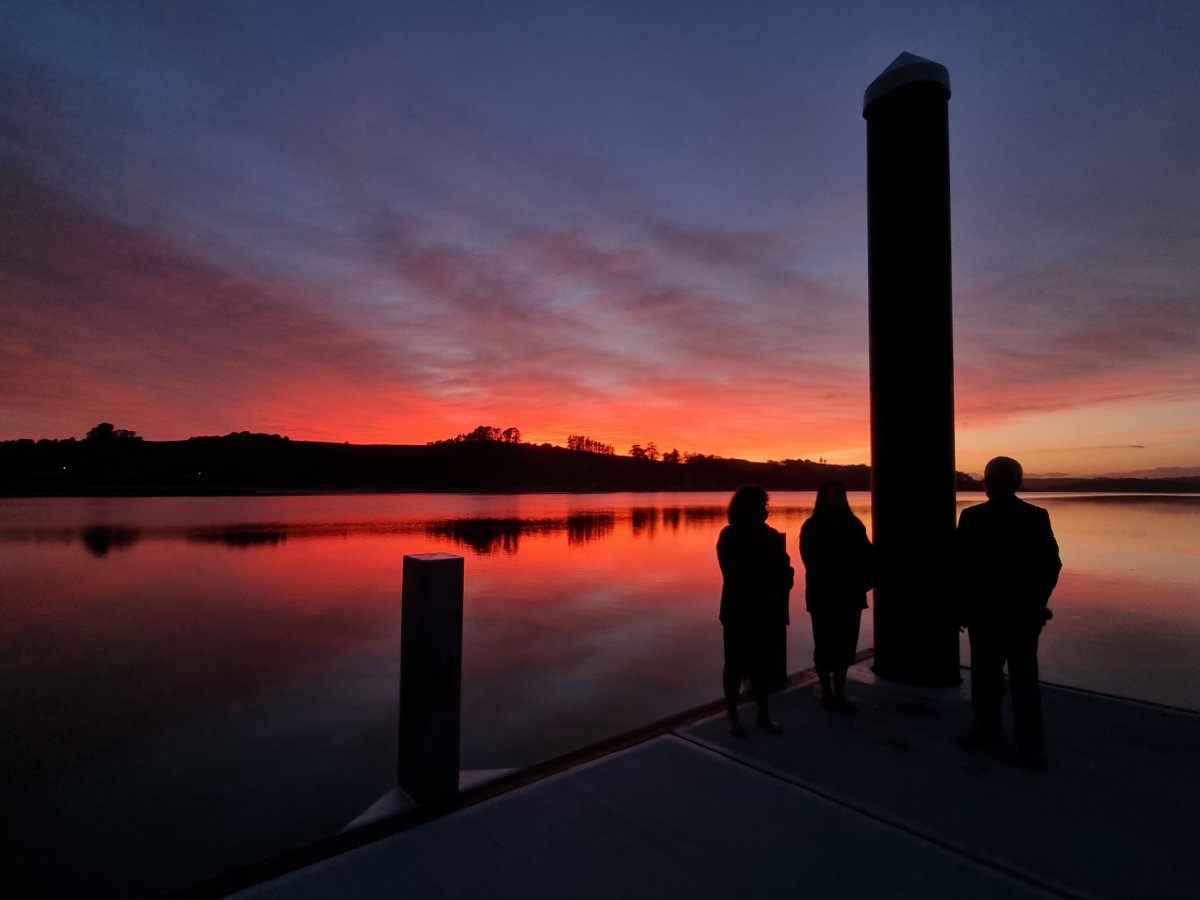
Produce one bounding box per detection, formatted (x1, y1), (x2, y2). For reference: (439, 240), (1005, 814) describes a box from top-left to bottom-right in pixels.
(2, 1), (1198, 477)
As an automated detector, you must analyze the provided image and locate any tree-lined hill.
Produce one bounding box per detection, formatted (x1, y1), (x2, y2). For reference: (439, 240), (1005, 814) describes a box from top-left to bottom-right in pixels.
(1, 429), (892, 495)
(7, 425), (1194, 496)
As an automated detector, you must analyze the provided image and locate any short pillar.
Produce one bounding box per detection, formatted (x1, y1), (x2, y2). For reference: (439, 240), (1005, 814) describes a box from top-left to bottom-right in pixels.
(863, 52), (960, 686)
(399, 552), (464, 805)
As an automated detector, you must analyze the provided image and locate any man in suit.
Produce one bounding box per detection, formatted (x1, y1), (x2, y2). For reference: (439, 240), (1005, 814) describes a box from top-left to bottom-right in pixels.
(957, 456), (1062, 767)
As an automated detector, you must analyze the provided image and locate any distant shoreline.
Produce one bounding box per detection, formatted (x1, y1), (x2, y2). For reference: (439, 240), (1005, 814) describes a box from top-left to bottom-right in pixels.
(3, 434), (1197, 497)
(3, 484), (1199, 500)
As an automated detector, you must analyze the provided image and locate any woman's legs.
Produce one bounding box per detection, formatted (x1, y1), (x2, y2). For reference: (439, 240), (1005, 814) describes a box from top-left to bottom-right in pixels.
(831, 667), (851, 710)
(811, 611), (835, 705)
(724, 624), (785, 735)
(724, 668), (783, 735)
(723, 665), (747, 736)
(830, 608), (863, 710)
(752, 678), (784, 734)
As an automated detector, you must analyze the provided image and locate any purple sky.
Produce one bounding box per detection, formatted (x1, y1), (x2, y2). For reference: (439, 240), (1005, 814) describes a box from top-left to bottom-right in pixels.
(2, 1), (1198, 476)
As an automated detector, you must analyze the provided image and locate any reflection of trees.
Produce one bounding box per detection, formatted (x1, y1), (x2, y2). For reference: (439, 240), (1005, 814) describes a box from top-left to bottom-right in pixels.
(18, 505), (738, 560)
(187, 525), (289, 548)
(567, 512), (615, 546)
(625, 506), (728, 541)
(80, 526), (141, 557)
(629, 505), (723, 536)
(429, 508), (726, 551)
(683, 506), (726, 525)
(631, 507), (658, 536)
(429, 513), (622, 554)
(425, 518), (535, 556)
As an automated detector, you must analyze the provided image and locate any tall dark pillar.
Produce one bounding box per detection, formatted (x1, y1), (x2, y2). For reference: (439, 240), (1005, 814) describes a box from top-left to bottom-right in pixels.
(864, 52), (960, 685)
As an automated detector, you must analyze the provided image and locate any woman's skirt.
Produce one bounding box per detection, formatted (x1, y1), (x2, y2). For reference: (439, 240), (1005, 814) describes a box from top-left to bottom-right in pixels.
(809, 605), (863, 672)
(723, 619), (788, 692)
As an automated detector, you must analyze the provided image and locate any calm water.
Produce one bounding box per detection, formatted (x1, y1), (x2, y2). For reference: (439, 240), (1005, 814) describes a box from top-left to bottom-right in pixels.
(1, 491), (1198, 896)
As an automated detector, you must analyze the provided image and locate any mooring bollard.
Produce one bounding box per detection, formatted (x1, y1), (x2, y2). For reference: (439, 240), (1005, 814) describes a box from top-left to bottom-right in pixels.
(398, 552), (464, 805)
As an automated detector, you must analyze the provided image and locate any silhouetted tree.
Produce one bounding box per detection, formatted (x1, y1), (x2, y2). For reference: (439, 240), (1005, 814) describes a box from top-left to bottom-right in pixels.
(430, 425), (519, 444)
(645, 442), (659, 461)
(566, 434), (615, 455)
(468, 425), (502, 442)
(662, 448), (681, 464)
(86, 422), (141, 441)
(429, 427), (528, 448)
(629, 444), (646, 459)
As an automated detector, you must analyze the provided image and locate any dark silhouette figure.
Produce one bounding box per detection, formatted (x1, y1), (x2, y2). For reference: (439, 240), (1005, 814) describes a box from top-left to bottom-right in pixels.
(800, 481), (874, 711)
(717, 485), (794, 737)
(957, 456), (1062, 767)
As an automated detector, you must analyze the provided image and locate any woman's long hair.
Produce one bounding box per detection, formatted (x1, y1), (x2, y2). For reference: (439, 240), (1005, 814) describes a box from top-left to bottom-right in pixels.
(727, 484), (769, 526)
(812, 481), (854, 519)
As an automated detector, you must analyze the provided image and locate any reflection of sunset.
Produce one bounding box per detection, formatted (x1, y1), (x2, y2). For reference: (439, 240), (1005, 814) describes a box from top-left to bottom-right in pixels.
(3, 491), (1199, 899)
(0, 493), (832, 775)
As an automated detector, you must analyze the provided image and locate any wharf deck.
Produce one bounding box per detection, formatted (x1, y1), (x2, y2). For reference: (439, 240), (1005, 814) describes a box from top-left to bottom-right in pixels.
(230, 662), (1199, 899)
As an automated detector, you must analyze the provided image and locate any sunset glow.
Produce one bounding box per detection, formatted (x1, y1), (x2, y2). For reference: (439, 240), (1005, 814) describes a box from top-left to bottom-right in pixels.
(2, 2), (1197, 477)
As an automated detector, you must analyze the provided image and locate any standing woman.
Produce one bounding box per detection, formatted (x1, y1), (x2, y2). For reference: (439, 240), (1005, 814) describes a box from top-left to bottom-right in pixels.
(717, 485), (795, 736)
(800, 481), (874, 711)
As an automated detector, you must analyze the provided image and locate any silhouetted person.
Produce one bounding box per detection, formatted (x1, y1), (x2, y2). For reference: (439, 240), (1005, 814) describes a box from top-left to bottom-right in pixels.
(800, 481), (874, 711)
(717, 485), (794, 736)
(957, 456), (1062, 767)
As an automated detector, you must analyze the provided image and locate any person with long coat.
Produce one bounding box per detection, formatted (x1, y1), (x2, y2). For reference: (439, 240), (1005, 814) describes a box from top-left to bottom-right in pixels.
(957, 455), (1061, 767)
(800, 481), (873, 711)
(717, 485), (794, 737)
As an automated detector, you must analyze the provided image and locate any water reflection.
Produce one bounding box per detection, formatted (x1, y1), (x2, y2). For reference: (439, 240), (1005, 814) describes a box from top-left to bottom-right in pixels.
(423, 509), (710, 554)
(0, 491), (1197, 898)
(631, 506), (658, 535)
(426, 517), (546, 555)
(17, 495), (1186, 562)
(568, 512), (615, 545)
(0, 503), (738, 557)
(80, 525), (140, 557)
(187, 525), (290, 549)
(681, 505), (727, 524)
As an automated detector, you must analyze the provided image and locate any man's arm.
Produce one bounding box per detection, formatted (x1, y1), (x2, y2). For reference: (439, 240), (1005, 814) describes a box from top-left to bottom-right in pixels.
(1036, 507), (1062, 604)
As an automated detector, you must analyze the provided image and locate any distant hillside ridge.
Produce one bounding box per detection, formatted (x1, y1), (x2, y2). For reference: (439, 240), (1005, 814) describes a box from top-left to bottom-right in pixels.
(1, 432), (891, 495)
(8, 430), (1195, 496)
(1021, 476), (1200, 493)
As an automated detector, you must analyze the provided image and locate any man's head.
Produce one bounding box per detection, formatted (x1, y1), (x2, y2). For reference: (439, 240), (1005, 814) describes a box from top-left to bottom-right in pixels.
(983, 456), (1023, 497)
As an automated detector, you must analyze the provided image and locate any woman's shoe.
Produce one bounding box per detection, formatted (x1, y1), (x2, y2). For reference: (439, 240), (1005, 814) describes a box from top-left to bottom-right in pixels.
(756, 715), (784, 735)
